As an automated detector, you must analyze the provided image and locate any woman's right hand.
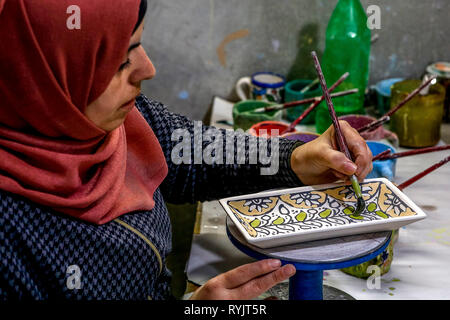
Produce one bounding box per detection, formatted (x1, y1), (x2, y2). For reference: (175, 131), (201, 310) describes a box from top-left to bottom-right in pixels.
(189, 259), (296, 300)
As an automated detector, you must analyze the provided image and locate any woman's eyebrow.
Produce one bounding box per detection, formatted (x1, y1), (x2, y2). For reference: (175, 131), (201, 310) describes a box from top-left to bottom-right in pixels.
(128, 42), (141, 53)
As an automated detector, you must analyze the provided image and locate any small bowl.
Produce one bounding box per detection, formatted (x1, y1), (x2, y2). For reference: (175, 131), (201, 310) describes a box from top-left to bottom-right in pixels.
(339, 114), (399, 147)
(366, 141), (397, 181)
(233, 100), (282, 132)
(248, 121), (289, 138)
(281, 131), (320, 143)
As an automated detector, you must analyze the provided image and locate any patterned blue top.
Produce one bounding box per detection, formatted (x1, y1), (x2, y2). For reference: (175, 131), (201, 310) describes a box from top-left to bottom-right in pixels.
(0, 94), (303, 300)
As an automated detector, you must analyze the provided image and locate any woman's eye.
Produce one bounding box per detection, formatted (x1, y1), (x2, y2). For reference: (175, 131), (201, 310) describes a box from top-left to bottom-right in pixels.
(118, 58), (131, 71)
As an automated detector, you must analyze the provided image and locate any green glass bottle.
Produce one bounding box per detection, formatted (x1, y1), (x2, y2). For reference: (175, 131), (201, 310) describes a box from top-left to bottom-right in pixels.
(315, 0), (371, 133)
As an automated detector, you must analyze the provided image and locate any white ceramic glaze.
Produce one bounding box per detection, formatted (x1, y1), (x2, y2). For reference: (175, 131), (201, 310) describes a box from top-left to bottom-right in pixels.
(219, 178), (426, 248)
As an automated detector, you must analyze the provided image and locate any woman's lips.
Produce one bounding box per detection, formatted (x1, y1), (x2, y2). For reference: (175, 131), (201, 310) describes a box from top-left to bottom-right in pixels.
(120, 99), (136, 111)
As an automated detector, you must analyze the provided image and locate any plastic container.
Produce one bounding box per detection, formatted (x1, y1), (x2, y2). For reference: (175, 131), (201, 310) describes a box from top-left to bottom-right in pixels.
(374, 78), (404, 115)
(315, 0), (371, 134)
(232, 100), (282, 132)
(390, 80), (445, 148)
(281, 131), (320, 143)
(248, 121), (289, 138)
(285, 79), (322, 124)
(366, 141), (397, 181)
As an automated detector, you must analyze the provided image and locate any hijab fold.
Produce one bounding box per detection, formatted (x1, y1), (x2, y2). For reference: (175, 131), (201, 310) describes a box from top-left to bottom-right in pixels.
(0, 0), (168, 224)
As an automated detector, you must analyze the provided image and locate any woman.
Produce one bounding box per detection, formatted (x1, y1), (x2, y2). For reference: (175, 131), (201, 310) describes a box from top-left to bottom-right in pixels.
(0, 0), (372, 300)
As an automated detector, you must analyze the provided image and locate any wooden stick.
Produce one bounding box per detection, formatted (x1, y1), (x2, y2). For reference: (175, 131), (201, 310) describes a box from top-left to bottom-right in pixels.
(372, 149), (392, 161)
(375, 145), (450, 161)
(311, 51), (364, 214)
(254, 89), (356, 113)
(358, 76), (437, 133)
(397, 155), (450, 190)
(281, 73), (354, 134)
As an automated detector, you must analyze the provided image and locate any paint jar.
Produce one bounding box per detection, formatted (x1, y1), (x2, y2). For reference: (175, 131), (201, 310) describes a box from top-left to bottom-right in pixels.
(340, 231), (395, 279)
(374, 78), (404, 115)
(339, 114), (399, 147)
(248, 121), (289, 138)
(281, 131), (319, 143)
(366, 141), (397, 181)
(390, 79), (446, 148)
(285, 79), (322, 124)
(426, 62), (450, 123)
(232, 100), (282, 132)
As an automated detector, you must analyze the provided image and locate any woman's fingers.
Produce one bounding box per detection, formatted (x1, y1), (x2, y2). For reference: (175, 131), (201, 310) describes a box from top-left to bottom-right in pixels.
(190, 259), (296, 300)
(234, 264), (296, 299)
(219, 259), (284, 289)
(321, 149), (357, 176)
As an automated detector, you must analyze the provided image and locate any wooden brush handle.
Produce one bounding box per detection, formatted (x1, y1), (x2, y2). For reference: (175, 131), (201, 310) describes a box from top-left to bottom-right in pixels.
(311, 51), (353, 161)
(397, 155), (450, 190)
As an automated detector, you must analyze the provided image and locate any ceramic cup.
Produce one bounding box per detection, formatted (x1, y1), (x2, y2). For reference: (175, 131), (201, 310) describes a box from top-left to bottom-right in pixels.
(248, 121), (289, 138)
(339, 114), (399, 147)
(235, 72), (286, 103)
(285, 79), (322, 124)
(366, 141), (397, 181)
(232, 101), (282, 132)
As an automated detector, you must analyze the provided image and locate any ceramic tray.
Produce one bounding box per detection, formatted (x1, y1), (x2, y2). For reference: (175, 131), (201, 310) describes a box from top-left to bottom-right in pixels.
(219, 178), (426, 248)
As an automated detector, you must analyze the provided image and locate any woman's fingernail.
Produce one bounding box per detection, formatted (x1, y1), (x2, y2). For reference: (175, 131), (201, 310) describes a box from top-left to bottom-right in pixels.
(344, 161), (357, 173)
(270, 259), (281, 268)
(284, 265), (296, 276)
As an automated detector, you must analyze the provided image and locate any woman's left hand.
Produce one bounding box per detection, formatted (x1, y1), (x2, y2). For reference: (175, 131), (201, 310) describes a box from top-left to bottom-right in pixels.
(290, 121), (373, 186)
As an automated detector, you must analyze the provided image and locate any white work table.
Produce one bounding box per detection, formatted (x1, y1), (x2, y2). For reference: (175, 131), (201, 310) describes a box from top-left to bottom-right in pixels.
(185, 97), (450, 300)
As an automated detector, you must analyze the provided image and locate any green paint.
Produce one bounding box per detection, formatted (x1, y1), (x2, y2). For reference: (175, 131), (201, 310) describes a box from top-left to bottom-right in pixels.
(350, 214), (364, 220)
(320, 209), (332, 218)
(389, 287), (396, 291)
(343, 206), (355, 215)
(375, 210), (388, 219)
(350, 175), (363, 198)
(367, 203), (377, 212)
(296, 212), (307, 222)
(388, 293), (394, 296)
(250, 219), (260, 228)
(273, 217), (284, 225)
(392, 278), (401, 282)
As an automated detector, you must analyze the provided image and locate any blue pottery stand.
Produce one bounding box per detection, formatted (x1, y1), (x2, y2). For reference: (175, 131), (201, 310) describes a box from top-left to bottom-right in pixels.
(226, 218), (391, 300)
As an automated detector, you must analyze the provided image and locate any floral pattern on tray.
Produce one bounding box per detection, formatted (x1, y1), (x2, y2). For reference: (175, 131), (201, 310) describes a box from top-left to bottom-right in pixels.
(227, 181), (418, 239)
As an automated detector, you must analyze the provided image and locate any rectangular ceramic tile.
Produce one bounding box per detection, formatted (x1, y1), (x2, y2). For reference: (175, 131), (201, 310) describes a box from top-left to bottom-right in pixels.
(219, 178), (426, 248)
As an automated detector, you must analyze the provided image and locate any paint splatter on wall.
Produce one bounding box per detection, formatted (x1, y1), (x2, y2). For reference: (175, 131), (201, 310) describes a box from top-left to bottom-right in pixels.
(216, 29), (250, 67)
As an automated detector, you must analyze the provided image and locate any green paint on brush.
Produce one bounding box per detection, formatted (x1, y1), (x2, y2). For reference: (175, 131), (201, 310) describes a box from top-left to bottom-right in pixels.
(350, 175), (362, 198)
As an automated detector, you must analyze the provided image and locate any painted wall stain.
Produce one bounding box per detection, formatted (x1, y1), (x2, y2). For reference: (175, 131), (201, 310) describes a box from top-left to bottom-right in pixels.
(216, 29), (250, 67)
(178, 90), (189, 100)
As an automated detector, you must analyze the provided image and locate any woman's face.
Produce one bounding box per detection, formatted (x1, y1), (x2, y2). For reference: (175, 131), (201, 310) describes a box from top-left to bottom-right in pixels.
(84, 22), (155, 132)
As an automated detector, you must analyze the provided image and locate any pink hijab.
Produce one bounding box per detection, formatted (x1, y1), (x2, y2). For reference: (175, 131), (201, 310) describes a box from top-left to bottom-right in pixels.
(0, 0), (168, 224)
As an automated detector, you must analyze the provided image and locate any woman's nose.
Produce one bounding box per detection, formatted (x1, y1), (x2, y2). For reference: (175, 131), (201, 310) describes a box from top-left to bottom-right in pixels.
(130, 47), (156, 83)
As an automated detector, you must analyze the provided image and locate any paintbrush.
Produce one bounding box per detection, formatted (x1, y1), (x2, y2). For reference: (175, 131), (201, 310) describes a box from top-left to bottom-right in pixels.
(397, 155), (450, 190)
(281, 75), (357, 134)
(311, 51), (365, 216)
(252, 88), (356, 113)
(358, 76), (437, 133)
(372, 149), (392, 161)
(374, 145), (450, 161)
(300, 78), (319, 94)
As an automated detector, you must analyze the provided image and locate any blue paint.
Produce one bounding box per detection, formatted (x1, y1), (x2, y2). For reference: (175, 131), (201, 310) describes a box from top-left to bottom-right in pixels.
(367, 141), (397, 181)
(178, 90), (189, 100)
